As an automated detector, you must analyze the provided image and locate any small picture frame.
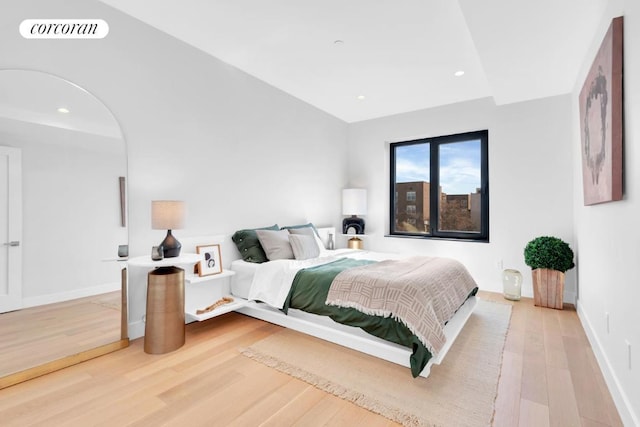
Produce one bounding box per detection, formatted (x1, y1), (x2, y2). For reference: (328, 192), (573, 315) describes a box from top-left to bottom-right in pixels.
(196, 244), (223, 276)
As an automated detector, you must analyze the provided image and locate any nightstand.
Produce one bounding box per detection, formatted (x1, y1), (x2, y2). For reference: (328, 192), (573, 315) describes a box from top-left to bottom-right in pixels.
(184, 270), (248, 322)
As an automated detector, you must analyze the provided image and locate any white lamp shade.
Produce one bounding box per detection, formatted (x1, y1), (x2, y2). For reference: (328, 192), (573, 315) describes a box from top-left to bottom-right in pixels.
(342, 189), (367, 216)
(151, 200), (185, 230)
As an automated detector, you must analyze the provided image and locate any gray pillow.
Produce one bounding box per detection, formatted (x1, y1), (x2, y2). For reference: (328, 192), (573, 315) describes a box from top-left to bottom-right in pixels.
(288, 226), (326, 251)
(255, 229), (294, 260)
(289, 234), (320, 260)
(281, 223), (320, 238)
(287, 226), (316, 237)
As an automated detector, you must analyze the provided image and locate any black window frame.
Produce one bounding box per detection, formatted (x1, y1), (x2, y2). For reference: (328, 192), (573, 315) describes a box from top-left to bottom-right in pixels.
(389, 130), (489, 242)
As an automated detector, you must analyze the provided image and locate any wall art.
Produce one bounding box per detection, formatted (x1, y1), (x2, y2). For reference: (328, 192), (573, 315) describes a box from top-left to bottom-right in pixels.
(579, 16), (623, 205)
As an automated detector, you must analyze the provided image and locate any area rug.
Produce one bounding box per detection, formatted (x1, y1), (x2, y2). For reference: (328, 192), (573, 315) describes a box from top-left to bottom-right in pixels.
(240, 299), (511, 427)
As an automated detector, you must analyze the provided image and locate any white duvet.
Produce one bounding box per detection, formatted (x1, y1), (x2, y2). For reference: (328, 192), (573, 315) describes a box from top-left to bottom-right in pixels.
(247, 249), (402, 309)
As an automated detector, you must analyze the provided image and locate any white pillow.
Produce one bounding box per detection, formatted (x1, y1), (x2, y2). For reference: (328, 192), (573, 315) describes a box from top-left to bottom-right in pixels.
(255, 229), (294, 260)
(289, 234), (320, 260)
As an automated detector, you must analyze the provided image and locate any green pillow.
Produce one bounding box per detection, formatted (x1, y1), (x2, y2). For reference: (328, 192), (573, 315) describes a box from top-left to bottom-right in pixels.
(232, 224), (279, 263)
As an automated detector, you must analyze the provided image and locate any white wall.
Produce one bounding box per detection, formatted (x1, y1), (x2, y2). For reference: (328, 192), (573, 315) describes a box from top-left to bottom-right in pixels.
(1, 0), (348, 325)
(572, 0), (639, 424)
(347, 95), (575, 301)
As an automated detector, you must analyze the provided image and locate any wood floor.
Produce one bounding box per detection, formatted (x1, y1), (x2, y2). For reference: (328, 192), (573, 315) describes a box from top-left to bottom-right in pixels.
(482, 292), (623, 427)
(0, 291), (623, 426)
(0, 292), (122, 378)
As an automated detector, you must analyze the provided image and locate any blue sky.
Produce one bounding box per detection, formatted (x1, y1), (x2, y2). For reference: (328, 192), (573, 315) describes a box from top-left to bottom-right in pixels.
(395, 140), (481, 195)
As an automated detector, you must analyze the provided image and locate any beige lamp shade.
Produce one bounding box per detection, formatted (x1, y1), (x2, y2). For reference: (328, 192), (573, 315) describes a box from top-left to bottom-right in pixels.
(151, 200), (185, 230)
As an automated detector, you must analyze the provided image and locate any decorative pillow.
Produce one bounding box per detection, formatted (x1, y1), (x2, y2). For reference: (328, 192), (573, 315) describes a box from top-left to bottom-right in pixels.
(255, 229), (294, 260)
(287, 226), (315, 237)
(289, 234), (320, 260)
(231, 224), (279, 263)
(281, 223), (320, 238)
(288, 225), (327, 252)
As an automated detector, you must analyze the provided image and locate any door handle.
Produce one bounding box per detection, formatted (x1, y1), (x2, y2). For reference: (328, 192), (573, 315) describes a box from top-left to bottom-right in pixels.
(3, 241), (20, 247)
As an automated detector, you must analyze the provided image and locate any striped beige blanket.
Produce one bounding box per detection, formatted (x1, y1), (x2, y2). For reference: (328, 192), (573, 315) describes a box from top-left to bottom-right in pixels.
(325, 256), (477, 356)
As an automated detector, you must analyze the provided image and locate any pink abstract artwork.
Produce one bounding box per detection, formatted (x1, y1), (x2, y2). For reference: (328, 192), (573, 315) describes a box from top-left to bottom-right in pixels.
(579, 16), (623, 205)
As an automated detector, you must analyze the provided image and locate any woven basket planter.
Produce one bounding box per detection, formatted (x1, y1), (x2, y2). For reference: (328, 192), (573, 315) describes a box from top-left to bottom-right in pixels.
(532, 268), (564, 309)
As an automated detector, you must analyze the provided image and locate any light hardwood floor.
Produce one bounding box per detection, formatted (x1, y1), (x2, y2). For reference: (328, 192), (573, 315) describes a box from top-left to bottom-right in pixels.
(0, 291), (623, 426)
(0, 292), (122, 378)
(481, 292), (623, 427)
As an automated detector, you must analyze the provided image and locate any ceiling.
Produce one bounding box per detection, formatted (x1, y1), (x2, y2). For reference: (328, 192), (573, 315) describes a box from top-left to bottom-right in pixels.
(99, 0), (609, 123)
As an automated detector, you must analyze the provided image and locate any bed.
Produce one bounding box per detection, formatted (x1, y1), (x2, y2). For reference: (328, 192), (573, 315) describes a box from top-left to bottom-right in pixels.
(229, 225), (479, 378)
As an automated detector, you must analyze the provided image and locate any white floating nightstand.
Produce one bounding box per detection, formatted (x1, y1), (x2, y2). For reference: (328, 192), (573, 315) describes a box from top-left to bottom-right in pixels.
(185, 270), (235, 284)
(184, 270), (249, 322)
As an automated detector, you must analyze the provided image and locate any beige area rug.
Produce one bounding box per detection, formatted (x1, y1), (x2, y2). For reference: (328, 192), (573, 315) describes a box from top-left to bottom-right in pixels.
(240, 299), (511, 427)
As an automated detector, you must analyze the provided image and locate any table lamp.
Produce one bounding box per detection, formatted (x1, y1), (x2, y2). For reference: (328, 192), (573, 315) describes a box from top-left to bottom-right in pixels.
(342, 189), (366, 249)
(151, 200), (185, 258)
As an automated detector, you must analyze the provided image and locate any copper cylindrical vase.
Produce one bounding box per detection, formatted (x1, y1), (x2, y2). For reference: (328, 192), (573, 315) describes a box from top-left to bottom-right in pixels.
(144, 266), (185, 354)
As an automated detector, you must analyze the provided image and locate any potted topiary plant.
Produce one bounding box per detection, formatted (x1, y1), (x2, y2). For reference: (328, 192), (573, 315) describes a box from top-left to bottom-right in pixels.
(524, 236), (575, 309)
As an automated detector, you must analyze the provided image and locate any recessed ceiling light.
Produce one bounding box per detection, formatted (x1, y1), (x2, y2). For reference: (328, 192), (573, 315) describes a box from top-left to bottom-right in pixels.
(454, 70), (465, 77)
(357, 95), (366, 100)
(334, 40), (344, 45)
(57, 107), (70, 113)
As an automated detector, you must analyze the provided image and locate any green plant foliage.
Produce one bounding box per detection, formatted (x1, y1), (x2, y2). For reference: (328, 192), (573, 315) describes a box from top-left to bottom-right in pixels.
(524, 236), (575, 273)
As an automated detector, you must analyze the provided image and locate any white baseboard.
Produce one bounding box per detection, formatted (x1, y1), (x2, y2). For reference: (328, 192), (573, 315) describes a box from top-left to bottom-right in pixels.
(577, 300), (638, 426)
(564, 290), (576, 306)
(128, 320), (144, 340)
(22, 281), (121, 309)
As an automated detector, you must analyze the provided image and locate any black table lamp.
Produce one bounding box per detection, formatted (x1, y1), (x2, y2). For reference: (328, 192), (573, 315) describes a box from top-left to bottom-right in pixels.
(151, 200), (185, 258)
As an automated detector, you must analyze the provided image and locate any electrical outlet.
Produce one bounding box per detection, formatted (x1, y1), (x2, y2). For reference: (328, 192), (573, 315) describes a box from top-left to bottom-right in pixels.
(626, 340), (632, 370)
(605, 312), (610, 334)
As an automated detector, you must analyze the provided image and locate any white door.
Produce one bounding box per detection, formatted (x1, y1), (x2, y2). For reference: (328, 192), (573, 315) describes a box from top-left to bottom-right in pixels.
(0, 146), (22, 312)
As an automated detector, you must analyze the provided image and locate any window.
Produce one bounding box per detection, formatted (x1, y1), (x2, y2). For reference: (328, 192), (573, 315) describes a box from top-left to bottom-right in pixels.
(389, 130), (489, 241)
